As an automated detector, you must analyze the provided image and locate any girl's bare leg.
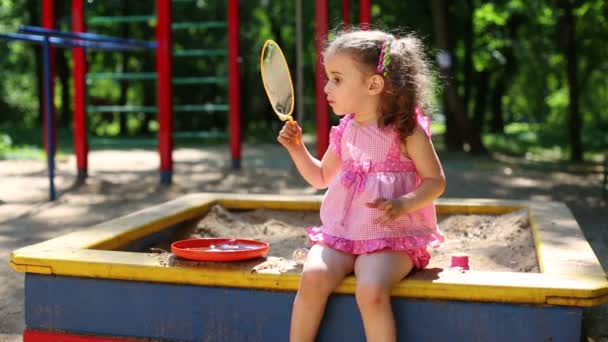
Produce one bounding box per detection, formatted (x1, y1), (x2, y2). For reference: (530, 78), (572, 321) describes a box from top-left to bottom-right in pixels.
(354, 251), (414, 342)
(290, 244), (355, 342)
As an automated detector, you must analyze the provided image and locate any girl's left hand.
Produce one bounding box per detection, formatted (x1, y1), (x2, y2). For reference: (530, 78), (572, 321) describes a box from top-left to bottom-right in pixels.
(366, 198), (411, 225)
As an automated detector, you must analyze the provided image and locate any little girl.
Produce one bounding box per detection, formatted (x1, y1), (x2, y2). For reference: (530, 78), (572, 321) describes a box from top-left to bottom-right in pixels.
(277, 29), (446, 342)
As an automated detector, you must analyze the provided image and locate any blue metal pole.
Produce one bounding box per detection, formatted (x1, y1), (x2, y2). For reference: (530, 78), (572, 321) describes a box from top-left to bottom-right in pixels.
(0, 32), (153, 51)
(42, 37), (56, 201)
(19, 25), (156, 49)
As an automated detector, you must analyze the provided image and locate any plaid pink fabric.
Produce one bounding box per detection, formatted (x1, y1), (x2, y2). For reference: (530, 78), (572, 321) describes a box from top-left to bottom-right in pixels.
(307, 109), (444, 268)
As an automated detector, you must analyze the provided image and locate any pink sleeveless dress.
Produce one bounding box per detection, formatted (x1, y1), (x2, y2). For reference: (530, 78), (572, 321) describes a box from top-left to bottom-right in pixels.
(307, 110), (444, 269)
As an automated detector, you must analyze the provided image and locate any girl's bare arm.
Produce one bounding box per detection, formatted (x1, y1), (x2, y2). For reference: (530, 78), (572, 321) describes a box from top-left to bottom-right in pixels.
(278, 121), (341, 189)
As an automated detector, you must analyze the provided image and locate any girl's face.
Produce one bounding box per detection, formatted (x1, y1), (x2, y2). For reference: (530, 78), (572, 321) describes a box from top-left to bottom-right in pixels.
(323, 53), (376, 116)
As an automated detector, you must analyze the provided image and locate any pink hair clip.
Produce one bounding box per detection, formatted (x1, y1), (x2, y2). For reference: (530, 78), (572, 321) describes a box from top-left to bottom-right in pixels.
(376, 34), (394, 76)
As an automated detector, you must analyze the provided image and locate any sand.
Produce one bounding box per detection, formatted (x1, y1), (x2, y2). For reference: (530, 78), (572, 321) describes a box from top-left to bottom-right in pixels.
(160, 204), (538, 273)
(3, 146), (605, 336)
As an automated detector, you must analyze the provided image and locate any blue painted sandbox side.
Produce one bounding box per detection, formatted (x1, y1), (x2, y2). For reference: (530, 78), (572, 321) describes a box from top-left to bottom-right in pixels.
(25, 273), (581, 342)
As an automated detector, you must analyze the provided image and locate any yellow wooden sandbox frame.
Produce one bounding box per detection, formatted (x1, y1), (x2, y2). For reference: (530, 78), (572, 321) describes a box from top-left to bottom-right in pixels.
(10, 193), (608, 307)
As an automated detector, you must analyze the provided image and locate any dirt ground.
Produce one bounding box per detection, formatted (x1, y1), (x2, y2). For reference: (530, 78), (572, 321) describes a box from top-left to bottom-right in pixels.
(0, 143), (606, 339)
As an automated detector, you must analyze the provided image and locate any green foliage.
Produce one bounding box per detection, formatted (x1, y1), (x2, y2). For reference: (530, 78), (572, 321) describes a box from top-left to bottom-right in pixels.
(0, 0), (40, 126)
(483, 122), (606, 162)
(0, 125), (73, 160)
(0, 0), (606, 162)
(0, 132), (11, 151)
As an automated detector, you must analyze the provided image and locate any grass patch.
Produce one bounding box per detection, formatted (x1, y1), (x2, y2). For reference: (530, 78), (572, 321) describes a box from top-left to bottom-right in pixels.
(3, 122), (605, 163)
(0, 126), (73, 160)
(482, 122), (606, 162)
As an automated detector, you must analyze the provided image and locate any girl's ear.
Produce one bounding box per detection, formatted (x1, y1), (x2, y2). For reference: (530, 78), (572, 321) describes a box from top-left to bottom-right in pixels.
(367, 74), (384, 95)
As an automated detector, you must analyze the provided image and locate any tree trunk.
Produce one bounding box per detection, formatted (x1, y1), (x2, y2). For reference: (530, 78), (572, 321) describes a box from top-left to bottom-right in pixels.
(56, 0), (70, 129)
(489, 15), (520, 134)
(561, 0), (582, 162)
(431, 0), (484, 153)
(118, 53), (129, 135)
(472, 71), (489, 142)
(141, 53), (154, 135)
(141, 82), (153, 135)
(490, 75), (505, 134)
(26, 0), (43, 124)
(118, 3), (130, 135)
(462, 0), (474, 115)
(57, 49), (71, 127)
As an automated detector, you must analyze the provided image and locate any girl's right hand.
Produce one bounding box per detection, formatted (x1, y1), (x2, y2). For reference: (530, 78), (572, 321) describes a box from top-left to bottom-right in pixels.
(277, 120), (302, 151)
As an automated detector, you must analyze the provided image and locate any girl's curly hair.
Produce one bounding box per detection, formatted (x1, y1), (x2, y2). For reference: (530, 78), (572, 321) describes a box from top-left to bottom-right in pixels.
(323, 29), (434, 141)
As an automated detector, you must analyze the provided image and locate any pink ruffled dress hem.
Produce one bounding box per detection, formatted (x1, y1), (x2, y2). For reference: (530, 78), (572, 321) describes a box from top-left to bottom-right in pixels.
(306, 226), (444, 269)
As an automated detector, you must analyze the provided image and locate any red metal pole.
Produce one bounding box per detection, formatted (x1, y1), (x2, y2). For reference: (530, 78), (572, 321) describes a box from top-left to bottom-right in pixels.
(42, 0), (56, 155)
(156, 0), (173, 184)
(315, 0), (329, 159)
(343, 0), (350, 30)
(71, 0), (88, 182)
(359, 0), (371, 29)
(228, 0), (241, 169)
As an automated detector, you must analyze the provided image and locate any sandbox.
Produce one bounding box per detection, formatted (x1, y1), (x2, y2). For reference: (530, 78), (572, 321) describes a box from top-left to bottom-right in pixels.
(11, 193), (608, 341)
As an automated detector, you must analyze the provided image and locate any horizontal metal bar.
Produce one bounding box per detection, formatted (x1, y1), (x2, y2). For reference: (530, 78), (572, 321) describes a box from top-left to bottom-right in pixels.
(87, 104), (229, 113)
(87, 105), (157, 113)
(174, 104), (229, 112)
(171, 21), (227, 30)
(172, 77), (228, 85)
(0, 32), (47, 44)
(86, 73), (157, 81)
(173, 131), (229, 139)
(0, 32), (152, 51)
(90, 131), (229, 146)
(88, 15), (156, 25)
(18, 25), (156, 49)
(90, 137), (158, 146)
(86, 74), (227, 85)
(173, 49), (227, 57)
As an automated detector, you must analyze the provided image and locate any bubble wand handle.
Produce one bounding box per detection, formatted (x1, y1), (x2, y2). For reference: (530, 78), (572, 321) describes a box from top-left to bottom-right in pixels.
(287, 116), (300, 145)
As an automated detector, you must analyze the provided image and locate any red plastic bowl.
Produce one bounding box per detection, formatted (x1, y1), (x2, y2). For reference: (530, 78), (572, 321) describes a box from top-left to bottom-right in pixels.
(171, 238), (270, 262)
